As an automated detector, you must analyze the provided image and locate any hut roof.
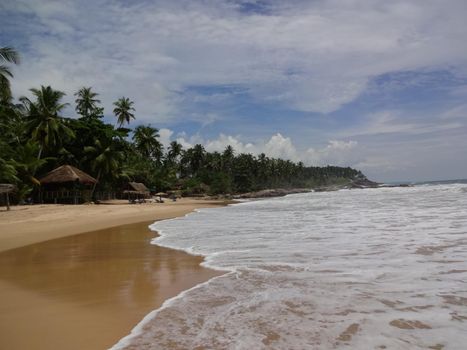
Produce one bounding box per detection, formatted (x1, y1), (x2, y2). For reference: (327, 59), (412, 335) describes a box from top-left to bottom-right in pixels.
(40, 165), (98, 185)
(128, 182), (149, 192)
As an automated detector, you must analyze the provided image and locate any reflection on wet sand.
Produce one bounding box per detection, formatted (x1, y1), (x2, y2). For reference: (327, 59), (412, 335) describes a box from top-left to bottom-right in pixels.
(0, 221), (222, 350)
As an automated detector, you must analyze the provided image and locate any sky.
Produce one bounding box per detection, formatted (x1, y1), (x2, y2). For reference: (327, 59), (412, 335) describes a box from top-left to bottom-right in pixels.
(2, 0), (467, 182)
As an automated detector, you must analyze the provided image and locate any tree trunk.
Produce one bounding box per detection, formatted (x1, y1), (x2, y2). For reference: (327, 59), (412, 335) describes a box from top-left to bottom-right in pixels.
(32, 145), (44, 178)
(37, 145), (43, 160)
(91, 169), (101, 201)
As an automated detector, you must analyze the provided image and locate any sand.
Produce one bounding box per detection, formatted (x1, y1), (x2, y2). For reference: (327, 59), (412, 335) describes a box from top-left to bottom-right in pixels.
(0, 198), (229, 253)
(0, 199), (229, 350)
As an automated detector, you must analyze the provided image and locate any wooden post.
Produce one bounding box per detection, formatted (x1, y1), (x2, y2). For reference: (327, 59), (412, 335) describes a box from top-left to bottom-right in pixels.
(6, 192), (10, 211)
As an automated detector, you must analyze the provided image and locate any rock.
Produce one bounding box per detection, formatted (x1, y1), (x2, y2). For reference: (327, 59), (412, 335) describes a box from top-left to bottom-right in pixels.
(233, 188), (311, 199)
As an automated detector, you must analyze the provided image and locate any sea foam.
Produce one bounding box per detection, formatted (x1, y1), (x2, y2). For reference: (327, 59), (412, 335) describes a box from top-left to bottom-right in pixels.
(112, 183), (467, 349)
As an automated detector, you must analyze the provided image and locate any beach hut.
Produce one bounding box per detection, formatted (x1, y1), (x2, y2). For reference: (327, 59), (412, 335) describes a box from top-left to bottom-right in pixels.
(123, 182), (150, 202)
(0, 184), (16, 210)
(39, 165), (98, 204)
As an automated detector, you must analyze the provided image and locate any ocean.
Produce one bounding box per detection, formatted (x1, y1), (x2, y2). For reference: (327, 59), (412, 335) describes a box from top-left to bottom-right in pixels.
(113, 182), (467, 349)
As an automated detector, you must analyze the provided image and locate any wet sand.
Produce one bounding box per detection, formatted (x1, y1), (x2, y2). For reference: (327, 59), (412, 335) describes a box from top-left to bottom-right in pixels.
(0, 220), (223, 350)
(0, 198), (230, 253)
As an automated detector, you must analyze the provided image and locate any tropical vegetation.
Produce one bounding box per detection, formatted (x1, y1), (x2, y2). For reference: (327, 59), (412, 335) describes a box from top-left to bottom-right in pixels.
(0, 47), (366, 203)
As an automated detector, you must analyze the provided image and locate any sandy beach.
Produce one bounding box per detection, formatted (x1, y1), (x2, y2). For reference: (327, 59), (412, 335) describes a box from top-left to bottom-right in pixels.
(0, 198), (229, 253)
(0, 199), (229, 350)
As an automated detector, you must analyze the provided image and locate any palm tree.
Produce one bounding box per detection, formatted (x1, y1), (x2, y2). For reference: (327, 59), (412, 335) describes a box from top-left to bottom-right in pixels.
(167, 140), (182, 164)
(0, 47), (20, 104)
(74, 87), (101, 118)
(0, 152), (17, 183)
(14, 141), (49, 185)
(222, 145), (235, 175)
(0, 101), (26, 146)
(113, 97), (135, 127)
(132, 125), (162, 160)
(233, 153), (255, 192)
(0, 47), (19, 64)
(205, 151), (222, 172)
(190, 144), (205, 176)
(21, 86), (75, 159)
(84, 137), (124, 197)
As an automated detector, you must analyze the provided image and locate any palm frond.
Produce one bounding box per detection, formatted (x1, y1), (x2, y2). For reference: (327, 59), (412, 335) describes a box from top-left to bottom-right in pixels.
(0, 65), (13, 78)
(0, 47), (20, 64)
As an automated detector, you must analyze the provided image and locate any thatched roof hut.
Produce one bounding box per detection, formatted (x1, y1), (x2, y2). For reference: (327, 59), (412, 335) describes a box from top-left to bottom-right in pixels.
(38, 166), (97, 204)
(124, 182), (150, 199)
(128, 182), (149, 193)
(40, 165), (97, 185)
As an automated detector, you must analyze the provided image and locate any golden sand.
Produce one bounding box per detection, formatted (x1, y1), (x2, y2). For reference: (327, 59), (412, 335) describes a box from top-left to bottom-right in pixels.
(0, 198), (230, 252)
(0, 199), (228, 350)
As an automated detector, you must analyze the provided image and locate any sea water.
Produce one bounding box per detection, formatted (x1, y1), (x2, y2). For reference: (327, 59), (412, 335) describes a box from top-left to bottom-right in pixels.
(113, 183), (467, 349)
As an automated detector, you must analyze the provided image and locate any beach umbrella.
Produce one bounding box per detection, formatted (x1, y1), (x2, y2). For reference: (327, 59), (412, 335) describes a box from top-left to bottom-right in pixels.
(0, 184), (16, 211)
(154, 192), (168, 202)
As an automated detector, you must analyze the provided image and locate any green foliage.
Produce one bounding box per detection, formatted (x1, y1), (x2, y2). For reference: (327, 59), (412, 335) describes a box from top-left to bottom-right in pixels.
(113, 97), (135, 127)
(0, 157), (18, 183)
(0, 47), (20, 64)
(0, 47), (368, 204)
(181, 178), (209, 196)
(75, 87), (103, 119)
(208, 172), (231, 195)
(14, 141), (50, 185)
(0, 47), (20, 104)
(21, 86), (75, 157)
(132, 125), (163, 162)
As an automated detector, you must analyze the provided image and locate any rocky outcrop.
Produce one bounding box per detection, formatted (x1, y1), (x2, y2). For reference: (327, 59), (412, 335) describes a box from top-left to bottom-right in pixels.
(220, 175), (413, 200)
(347, 177), (380, 189)
(233, 188), (311, 199)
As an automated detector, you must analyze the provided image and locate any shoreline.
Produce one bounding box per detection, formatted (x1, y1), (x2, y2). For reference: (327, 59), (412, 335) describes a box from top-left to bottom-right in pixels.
(0, 198), (231, 350)
(0, 198), (233, 253)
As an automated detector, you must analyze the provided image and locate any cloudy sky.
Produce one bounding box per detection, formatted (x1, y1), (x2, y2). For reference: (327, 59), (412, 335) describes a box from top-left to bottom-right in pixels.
(2, 0), (467, 182)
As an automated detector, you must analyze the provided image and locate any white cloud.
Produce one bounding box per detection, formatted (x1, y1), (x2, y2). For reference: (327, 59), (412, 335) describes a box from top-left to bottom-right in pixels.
(339, 110), (464, 137)
(263, 133), (300, 161)
(169, 130), (360, 168)
(440, 104), (467, 120)
(204, 134), (256, 154)
(305, 140), (359, 166)
(6, 0), (467, 120)
(5, 0), (467, 182)
(172, 126), (467, 182)
(158, 128), (173, 149)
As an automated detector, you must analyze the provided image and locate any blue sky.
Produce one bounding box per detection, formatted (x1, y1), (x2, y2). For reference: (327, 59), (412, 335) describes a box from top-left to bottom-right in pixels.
(2, 0), (467, 182)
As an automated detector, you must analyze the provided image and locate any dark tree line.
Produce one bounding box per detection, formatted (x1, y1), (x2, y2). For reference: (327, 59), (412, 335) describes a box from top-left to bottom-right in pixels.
(0, 47), (365, 201)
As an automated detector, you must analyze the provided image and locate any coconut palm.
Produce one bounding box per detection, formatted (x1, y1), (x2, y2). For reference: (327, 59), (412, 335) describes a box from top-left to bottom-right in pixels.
(0, 47), (19, 64)
(205, 151), (223, 172)
(132, 125), (162, 160)
(74, 87), (101, 118)
(84, 137), (124, 197)
(0, 47), (20, 103)
(222, 145), (235, 175)
(167, 140), (182, 164)
(113, 97), (135, 127)
(0, 135), (18, 183)
(21, 86), (75, 159)
(190, 144), (205, 176)
(14, 141), (49, 185)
